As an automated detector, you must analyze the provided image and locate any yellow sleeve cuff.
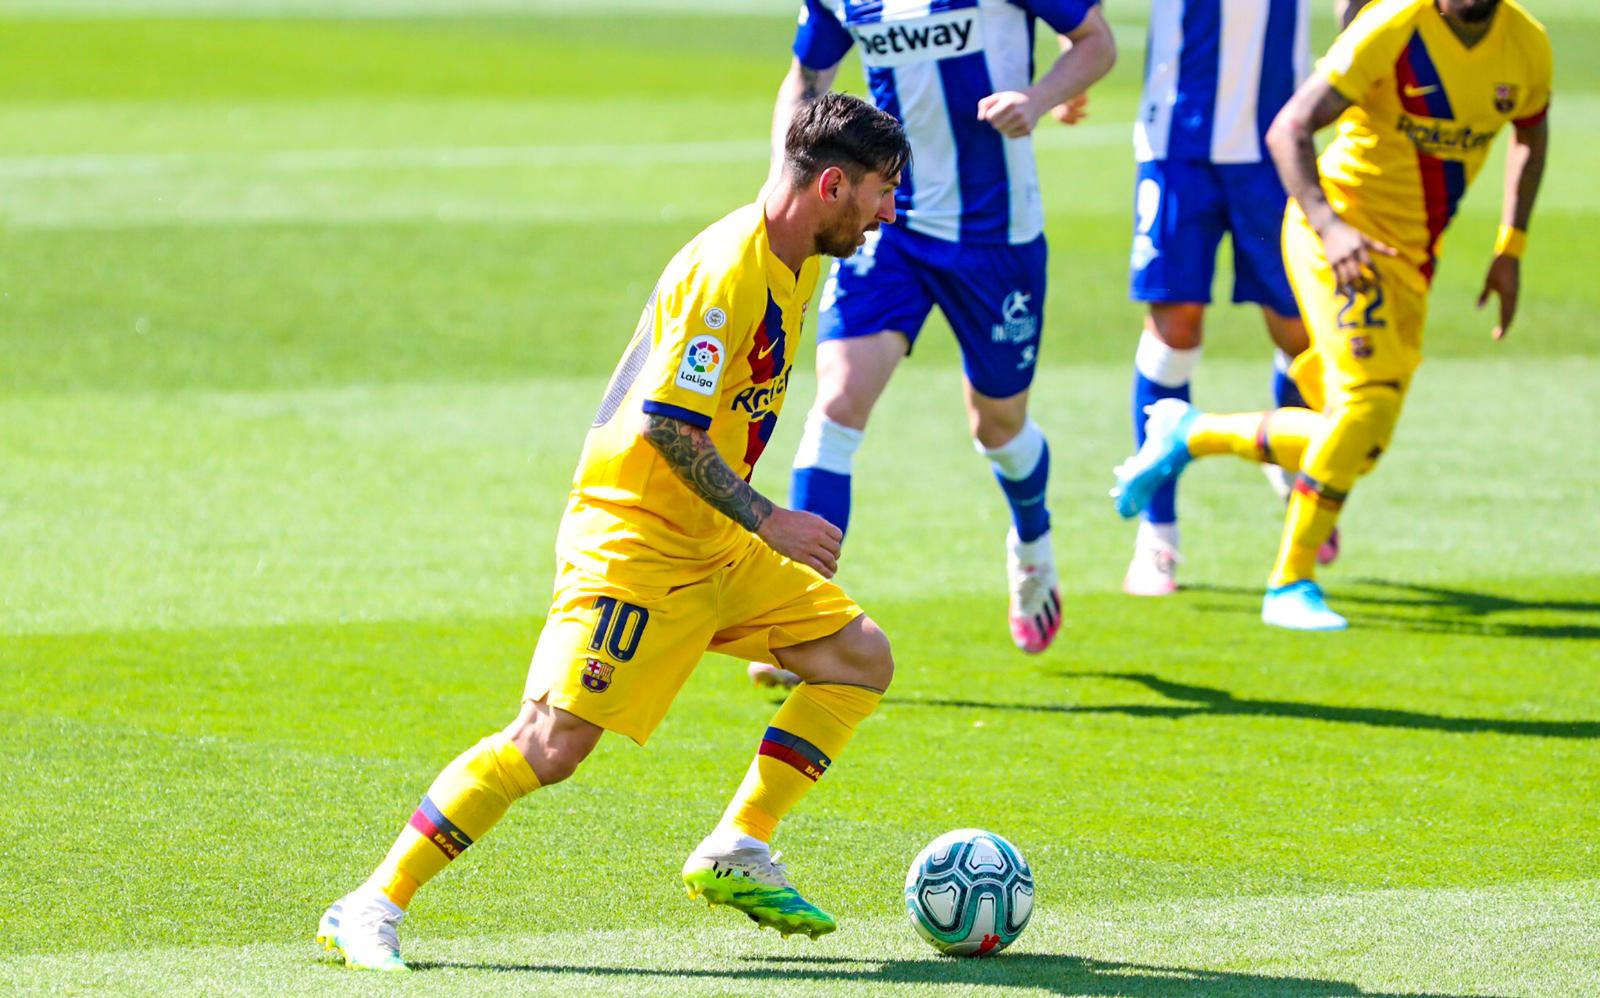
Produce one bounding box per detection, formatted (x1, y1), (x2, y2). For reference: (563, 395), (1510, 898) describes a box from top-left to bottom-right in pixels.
(1495, 225), (1527, 259)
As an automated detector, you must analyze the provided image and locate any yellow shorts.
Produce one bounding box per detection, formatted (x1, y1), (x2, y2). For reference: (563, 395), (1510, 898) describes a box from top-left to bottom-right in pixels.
(523, 533), (862, 745)
(1282, 204), (1429, 414)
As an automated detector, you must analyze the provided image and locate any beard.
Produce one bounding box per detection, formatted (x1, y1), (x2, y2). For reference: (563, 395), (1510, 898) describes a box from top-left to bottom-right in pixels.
(1455, 0), (1499, 23)
(815, 211), (877, 258)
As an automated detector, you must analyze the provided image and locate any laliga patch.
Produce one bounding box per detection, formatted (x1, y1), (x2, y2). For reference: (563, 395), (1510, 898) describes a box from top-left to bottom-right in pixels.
(581, 658), (614, 693)
(676, 335), (724, 396)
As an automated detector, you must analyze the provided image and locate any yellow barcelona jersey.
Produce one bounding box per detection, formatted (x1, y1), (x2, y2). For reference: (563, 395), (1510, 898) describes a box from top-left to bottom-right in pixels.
(1315, 0), (1551, 282)
(557, 203), (819, 583)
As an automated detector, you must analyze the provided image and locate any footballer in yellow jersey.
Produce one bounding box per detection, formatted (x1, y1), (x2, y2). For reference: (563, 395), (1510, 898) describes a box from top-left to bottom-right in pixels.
(555, 202), (821, 585)
(318, 94), (910, 971)
(1315, 0), (1550, 283)
(1113, 0), (1550, 631)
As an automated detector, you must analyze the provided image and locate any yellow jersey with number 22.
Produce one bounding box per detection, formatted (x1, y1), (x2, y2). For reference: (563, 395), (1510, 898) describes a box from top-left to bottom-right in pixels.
(1315, 0), (1551, 283)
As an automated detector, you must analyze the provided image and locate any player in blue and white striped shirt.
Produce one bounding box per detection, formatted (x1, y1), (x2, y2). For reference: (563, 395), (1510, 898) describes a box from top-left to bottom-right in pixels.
(764, 0), (1115, 663)
(1120, 0), (1366, 596)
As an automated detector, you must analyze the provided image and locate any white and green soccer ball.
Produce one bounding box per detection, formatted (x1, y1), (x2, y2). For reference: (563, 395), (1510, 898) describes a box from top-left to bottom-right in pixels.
(904, 828), (1034, 957)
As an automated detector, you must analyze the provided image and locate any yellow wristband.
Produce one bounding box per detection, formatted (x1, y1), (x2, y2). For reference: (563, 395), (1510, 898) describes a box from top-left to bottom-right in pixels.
(1495, 225), (1526, 259)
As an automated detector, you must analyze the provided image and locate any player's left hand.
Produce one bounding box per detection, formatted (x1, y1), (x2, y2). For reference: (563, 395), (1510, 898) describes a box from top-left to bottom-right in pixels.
(978, 91), (1040, 138)
(1476, 254), (1520, 341)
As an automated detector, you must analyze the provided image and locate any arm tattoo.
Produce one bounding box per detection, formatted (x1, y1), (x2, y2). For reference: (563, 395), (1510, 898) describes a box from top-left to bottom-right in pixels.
(798, 65), (826, 101)
(642, 413), (774, 532)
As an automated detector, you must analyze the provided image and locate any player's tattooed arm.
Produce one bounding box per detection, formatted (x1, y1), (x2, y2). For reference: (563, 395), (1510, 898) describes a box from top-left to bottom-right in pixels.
(642, 413), (774, 532)
(1267, 76), (1393, 289)
(797, 64), (830, 102)
(765, 57), (842, 194)
(641, 412), (844, 577)
(1266, 76), (1352, 234)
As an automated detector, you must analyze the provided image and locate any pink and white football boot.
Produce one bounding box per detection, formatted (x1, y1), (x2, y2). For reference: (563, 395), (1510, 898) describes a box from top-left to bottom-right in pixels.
(1007, 528), (1062, 654)
(1317, 527), (1341, 566)
(1123, 520), (1181, 597)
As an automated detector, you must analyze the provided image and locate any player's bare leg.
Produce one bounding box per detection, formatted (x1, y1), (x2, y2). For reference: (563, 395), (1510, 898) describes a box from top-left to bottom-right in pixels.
(320, 701), (599, 970)
(965, 382), (1060, 652)
(689, 616), (893, 936)
(1125, 303), (1202, 596)
(754, 332), (907, 690)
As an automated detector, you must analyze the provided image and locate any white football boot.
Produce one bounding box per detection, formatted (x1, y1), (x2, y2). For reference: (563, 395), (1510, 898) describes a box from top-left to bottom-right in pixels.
(1123, 520), (1181, 597)
(317, 886), (408, 971)
(747, 661), (802, 690)
(1007, 528), (1062, 654)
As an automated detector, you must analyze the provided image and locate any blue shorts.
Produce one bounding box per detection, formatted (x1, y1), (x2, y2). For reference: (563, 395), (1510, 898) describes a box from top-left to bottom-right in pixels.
(816, 223), (1047, 400)
(1128, 159), (1299, 318)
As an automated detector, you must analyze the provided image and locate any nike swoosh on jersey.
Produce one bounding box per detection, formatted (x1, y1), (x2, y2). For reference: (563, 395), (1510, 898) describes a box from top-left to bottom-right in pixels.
(756, 341), (779, 359)
(1403, 84), (1439, 97)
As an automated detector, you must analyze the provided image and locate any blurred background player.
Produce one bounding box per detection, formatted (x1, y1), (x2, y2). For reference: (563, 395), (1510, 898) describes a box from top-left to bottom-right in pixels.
(317, 94), (908, 970)
(1114, 0), (1550, 629)
(1118, 0), (1371, 597)
(755, 0), (1115, 676)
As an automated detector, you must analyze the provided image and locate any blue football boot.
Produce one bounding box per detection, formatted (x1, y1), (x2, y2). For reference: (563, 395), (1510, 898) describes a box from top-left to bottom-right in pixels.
(1261, 580), (1348, 631)
(1112, 398), (1199, 520)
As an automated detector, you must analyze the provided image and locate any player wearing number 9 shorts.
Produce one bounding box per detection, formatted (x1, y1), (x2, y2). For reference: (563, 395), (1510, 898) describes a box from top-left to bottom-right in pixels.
(316, 94), (911, 971)
(1111, 0), (1550, 631)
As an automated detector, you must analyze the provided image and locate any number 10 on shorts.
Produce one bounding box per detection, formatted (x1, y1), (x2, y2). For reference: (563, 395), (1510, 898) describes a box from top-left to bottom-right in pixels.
(589, 596), (650, 663)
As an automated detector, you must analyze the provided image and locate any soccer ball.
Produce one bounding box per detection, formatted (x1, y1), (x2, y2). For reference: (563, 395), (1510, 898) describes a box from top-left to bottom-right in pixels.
(904, 828), (1034, 957)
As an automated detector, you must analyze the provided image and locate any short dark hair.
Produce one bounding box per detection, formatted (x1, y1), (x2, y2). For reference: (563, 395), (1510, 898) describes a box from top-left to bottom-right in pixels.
(784, 92), (910, 185)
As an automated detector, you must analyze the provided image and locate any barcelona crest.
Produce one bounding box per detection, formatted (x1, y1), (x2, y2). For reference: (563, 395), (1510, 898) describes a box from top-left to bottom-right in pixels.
(581, 658), (614, 693)
(1494, 83), (1518, 114)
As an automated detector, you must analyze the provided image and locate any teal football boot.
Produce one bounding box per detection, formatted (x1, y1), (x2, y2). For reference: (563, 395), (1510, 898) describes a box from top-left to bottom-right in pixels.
(1261, 580), (1348, 631)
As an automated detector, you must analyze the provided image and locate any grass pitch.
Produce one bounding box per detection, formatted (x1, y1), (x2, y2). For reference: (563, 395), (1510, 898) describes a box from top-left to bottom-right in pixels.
(2, 2), (1597, 995)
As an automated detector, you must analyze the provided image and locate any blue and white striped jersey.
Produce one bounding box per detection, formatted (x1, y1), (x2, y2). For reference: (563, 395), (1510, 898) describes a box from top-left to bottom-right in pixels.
(1135, 0), (1311, 164)
(795, 0), (1098, 246)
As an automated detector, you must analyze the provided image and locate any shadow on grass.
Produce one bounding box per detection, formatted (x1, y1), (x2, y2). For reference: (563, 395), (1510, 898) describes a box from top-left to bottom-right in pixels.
(411, 952), (1490, 996)
(906, 672), (1600, 739)
(1183, 579), (1600, 640)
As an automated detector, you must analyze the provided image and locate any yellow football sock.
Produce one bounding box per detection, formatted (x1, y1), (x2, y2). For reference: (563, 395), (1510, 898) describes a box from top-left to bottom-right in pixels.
(1186, 407), (1325, 471)
(722, 682), (883, 843)
(368, 732), (541, 908)
(1268, 386), (1401, 587)
(1268, 475), (1347, 587)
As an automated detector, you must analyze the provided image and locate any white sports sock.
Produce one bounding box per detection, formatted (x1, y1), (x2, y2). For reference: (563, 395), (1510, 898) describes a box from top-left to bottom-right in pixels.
(1008, 527), (1054, 566)
(705, 825), (769, 854)
(1134, 329), (1201, 389)
(792, 410), (864, 474)
(1137, 518), (1179, 550)
(977, 419), (1046, 481)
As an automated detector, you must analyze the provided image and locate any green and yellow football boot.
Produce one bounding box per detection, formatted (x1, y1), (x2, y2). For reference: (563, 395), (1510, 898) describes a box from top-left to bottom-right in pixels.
(682, 837), (837, 939)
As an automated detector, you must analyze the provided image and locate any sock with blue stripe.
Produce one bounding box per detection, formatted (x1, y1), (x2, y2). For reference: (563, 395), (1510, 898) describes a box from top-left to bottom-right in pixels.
(721, 682), (882, 843)
(1132, 329), (1201, 527)
(367, 732), (541, 908)
(979, 419), (1052, 543)
(790, 410), (864, 536)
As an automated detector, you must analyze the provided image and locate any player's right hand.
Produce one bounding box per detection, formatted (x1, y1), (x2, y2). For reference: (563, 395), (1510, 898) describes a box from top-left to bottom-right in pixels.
(1050, 93), (1089, 125)
(758, 507), (844, 578)
(1319, 219), (1396, 292)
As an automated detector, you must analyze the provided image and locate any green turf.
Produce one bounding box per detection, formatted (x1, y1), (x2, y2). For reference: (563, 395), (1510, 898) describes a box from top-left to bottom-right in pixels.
(2, 2), (1598, 995)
